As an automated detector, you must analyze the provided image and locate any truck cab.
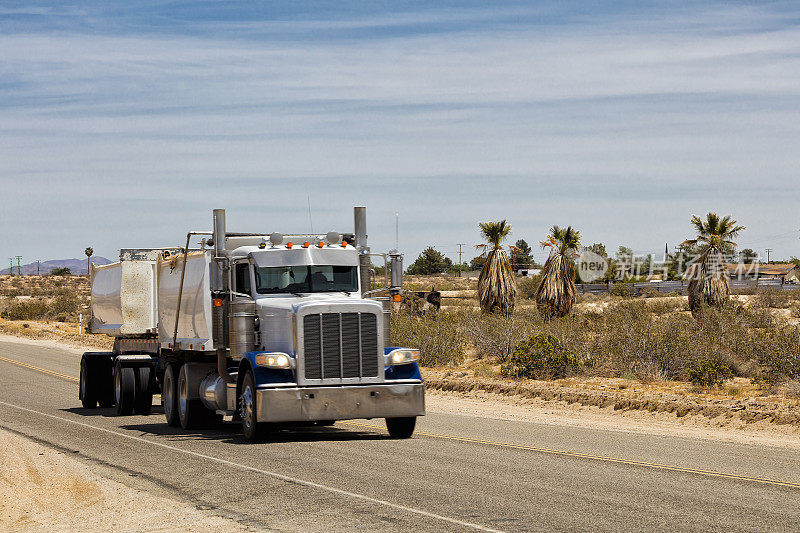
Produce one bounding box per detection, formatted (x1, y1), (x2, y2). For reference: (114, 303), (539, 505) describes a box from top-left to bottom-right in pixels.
(225, 239), (424, 440)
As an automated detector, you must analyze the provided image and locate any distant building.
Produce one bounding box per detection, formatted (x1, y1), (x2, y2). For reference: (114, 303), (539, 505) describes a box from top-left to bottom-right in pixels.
(726, 263), (798, 283)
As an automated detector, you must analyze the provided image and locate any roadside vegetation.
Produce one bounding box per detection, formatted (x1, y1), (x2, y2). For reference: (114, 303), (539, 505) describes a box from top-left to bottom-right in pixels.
(391, 290), (800, 392)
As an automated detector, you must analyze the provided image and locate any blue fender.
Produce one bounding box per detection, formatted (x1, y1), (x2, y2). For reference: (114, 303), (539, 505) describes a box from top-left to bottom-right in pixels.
(384, 347), (423, 381)
(240, 352), (295, 387)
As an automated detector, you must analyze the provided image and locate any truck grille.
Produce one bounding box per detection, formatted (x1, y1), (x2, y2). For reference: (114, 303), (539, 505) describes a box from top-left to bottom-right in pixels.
(303, 312), (379, 380)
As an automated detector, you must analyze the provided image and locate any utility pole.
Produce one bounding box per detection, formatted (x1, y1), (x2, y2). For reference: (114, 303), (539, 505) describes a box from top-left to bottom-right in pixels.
(456, 243), (465, 277)
(15, 256), (22, 276)
(8, 258), (13, 277)
(766, 248), (773, 263)
(37, 260), (40, 276)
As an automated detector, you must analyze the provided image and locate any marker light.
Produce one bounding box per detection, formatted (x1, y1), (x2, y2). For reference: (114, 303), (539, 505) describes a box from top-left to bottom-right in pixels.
(254, 352), (295, 369)
(341, 242), (347, 248)
(392, 294), (402, 303)
(303, 241), (310, 248)
(384, 348), (420, 366)
(286, 242), (293, 249)
(317, 241), (324, 248)
(213, 298), (223, 307)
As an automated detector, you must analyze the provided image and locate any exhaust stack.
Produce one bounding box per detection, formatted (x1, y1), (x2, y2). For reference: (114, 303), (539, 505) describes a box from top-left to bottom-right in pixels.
(212, 208), (234, 383)
(354, 206), (371, 295)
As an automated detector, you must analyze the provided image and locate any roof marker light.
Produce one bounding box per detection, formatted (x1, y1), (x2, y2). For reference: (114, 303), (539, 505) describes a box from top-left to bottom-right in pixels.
(286, 242), (293, 249)
(303, 241), (310, 248)
(317, 241), (324, 248)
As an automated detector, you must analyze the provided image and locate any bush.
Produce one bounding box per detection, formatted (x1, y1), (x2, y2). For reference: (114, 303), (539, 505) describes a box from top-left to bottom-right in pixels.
(390, 310), (466, 367)
(517, 276), (539, 300)
(4, 298), (49, 320)
(609, 283), (634, 297)
(688, 359), (733, 388)
(49, 267), (72, 276)
(501, 333), (582, 379)
(463, 310), (539, 362)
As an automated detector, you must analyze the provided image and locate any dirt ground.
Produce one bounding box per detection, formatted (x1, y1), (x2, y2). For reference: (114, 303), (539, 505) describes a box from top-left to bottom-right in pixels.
(0, 428), (253, 532)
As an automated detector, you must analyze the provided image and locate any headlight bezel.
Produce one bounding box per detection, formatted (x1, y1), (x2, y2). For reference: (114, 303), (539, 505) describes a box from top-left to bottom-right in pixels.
(254, 352), (296, 369)
(384, 348), (420, 367)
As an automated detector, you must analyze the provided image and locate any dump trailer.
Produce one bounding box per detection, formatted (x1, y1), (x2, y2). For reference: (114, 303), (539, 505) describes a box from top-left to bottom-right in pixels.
(80, 207), (424, 440)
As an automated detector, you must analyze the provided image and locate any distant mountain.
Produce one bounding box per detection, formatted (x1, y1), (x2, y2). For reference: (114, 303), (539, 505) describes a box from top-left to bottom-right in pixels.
(0, 257), (113, 276)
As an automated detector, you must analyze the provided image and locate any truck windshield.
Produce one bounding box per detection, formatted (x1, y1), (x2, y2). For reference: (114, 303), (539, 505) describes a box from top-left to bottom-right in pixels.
(254, 265), (359, 294)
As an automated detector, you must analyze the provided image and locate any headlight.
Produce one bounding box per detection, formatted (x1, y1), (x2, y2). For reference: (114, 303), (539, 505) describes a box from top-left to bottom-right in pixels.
(254, 352), (295, 369)
(384, 348), (420, 366)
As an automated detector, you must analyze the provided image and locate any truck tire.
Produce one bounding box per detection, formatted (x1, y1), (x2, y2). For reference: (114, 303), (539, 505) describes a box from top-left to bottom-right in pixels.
(386, 417), (416, 439)
(79, 356), (97, 409)
(98, 357), (115, 408)
(240, 370), (272, 441)
(114, 361), (135, 416)
(178, 363), (209, 429)
(163, 363), (180, 427)
(134, 366), (153, 415)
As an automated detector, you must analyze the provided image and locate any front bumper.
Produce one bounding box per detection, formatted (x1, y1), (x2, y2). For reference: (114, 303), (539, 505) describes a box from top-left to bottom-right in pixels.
(255, 382), (425, 423)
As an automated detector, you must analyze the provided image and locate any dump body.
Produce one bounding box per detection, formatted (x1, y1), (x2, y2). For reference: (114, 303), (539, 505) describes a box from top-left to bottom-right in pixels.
(90, 260), (158, 336)
(156, 251), (215, 351)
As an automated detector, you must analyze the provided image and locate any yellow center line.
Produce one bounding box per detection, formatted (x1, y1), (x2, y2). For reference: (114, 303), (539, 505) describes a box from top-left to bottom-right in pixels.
(3, 355), (798, 491)
(337, 421), (800, 490)
(0, 355), (79, 382)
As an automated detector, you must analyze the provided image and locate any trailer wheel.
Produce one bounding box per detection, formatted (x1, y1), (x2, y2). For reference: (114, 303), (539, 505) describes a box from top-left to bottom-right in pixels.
(134, 366), (153, 415)
(98, 357), (115, 408)
(385, 417), (416, 439)
(240, 370), (272, 441)
(114, 362), (135, 416)
(178, 363), (207, 429)
(79, 356), (97, 409)
(163, 363), (180, 427)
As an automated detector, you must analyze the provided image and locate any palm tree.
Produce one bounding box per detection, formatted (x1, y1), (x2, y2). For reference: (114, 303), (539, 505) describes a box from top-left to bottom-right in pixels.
(85, 247), (93, 276)
(535, 226), (581, 320)
(683, 213), (744, 316)
(476, 220), (517, 315)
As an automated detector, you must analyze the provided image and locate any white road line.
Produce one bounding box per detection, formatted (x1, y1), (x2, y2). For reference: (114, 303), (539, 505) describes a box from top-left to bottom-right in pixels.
(0, 400), (504, 533)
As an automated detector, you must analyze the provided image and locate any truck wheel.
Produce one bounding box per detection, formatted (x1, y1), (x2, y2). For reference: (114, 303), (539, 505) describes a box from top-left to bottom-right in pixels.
(240, 370), (271, 441)
(134, 366), (153, 415)
(98, 357), (115, 408)
(79, 356), (97, 409)
(178, 363), (207, 429)
(163, 363), (180, 427)
(386, 417), (416, 439)
(114, 362), (135, 416)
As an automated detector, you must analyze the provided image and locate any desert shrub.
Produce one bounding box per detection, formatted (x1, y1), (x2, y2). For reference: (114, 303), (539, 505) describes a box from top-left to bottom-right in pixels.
(462, 310), (539, 362)
(755, 287), (799, 309)
(48, 291), (82, 318)
(638, 286), (663, 298)
(752, 326), (800, 384)
(646, 298), (687, 315)
(517, 276), (539, 300)
(49, 267), (72, 276)
(688, 359), (733, 388)
(586, 300), (706, 380)
(501, 333), (582, 379)
(390, 310), (467, 366)
(785, 380), (800, 398)
(609, 283), (634, 297)
(5, 298), (49, 320)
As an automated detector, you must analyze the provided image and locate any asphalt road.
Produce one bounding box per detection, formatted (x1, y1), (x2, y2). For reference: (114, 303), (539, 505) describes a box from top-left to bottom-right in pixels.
(1, 338), (800, 532)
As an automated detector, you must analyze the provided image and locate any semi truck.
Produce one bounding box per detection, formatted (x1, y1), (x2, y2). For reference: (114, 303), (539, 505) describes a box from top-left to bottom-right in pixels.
(79, 207), (424, 441)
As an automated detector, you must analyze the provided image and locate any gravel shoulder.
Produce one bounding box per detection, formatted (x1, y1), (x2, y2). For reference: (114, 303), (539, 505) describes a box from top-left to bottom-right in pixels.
(0, 428), (253, 532)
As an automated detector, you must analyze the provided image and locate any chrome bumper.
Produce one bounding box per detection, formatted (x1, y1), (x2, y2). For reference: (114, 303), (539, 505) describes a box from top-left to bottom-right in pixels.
(255, 382), (425, 423)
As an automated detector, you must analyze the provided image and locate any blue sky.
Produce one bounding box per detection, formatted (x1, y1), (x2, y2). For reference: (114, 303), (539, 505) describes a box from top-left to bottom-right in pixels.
(2, 1), (800, 266)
